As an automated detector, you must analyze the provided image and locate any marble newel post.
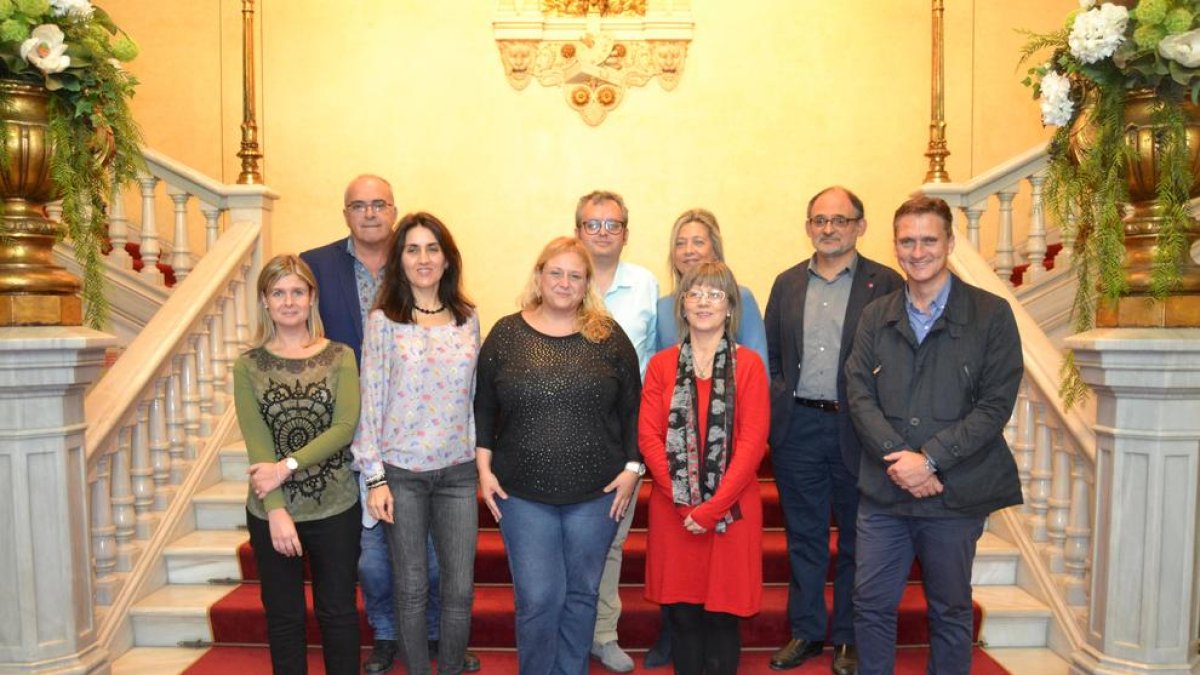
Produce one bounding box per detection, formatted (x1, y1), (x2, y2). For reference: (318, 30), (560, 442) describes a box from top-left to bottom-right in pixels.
(1065, 328), (1200, 675)
(0, 327), (114, 674)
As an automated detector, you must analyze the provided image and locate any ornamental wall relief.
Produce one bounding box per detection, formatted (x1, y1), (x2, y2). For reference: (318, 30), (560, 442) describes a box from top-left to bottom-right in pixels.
(494, 0), (694, 125)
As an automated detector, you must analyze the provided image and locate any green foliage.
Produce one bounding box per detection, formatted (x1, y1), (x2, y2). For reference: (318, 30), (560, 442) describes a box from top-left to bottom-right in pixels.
(0, 2), (143, 328)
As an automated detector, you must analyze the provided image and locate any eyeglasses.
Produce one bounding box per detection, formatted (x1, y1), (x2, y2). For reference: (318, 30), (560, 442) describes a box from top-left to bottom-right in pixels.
(808, 215), (861, 229)
(345, 200), (393, 214)
(580, 219), (626, 235)
(542, 268), (586, 285)
(683, 288), (727, 303)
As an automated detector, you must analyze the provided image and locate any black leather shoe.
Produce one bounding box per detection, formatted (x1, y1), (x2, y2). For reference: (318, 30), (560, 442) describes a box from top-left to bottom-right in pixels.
(769, 639), (824, 670)
(831, 644), (858, 675)
(363, 639), (398, 674)
(429, 641), (482, 672)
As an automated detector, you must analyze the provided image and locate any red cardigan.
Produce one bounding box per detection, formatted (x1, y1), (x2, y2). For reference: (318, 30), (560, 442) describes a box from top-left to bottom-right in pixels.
(639, 345), (769, 617)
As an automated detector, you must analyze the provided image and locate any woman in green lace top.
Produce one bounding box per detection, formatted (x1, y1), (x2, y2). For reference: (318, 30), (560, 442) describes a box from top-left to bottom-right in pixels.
(233, 254), (362, 675)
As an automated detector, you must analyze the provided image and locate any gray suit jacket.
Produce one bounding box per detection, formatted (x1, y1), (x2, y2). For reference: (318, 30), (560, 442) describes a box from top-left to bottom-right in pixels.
(763, 254), (903, 474)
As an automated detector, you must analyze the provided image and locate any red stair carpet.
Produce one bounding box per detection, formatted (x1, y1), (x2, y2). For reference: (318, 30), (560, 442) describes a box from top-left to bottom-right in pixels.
(185, 457), (1011, 674)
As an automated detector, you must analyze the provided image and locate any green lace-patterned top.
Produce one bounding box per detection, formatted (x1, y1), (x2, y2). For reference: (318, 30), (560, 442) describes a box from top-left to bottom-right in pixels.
(233, 340), (360, 522)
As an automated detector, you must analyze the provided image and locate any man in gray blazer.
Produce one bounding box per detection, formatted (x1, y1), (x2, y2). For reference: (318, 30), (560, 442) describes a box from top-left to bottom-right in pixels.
(763, 186), (902, 674)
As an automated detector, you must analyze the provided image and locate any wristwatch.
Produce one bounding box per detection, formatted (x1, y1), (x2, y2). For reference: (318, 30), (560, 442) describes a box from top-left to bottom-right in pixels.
(284, 457), (299, 472)
(624, 461), (646, 477)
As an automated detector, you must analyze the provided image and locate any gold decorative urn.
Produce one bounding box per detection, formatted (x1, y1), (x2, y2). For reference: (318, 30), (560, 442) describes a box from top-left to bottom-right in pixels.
(0, 79), (81, 326)
(1082, 88), (1200, 327)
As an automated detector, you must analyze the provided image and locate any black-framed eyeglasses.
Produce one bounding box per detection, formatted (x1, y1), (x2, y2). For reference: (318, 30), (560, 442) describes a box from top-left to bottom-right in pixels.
(683, 288), (727, 303)
(580, 218), (626, 235)
(808, 215), (861, 229)
(345, 200), (393, 214)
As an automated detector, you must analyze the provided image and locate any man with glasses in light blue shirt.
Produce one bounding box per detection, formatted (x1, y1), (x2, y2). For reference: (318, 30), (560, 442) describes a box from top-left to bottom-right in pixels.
(574, 189), (657, 672)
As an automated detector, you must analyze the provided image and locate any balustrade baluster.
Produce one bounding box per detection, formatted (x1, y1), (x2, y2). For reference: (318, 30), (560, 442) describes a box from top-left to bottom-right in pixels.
(110, 426), (136, 572)
(108, 183), (132, 268)
(994, 190), (1017, 286)
(209, 300), (229, 415)
(223, 289), (241, 397)
(169, 188), (193, 280)
(202, 204), (223, 252)
(1061, 207), (1078, 265)
(167, 360), (190, 482)
(131, 399), (156, 539)
(195, 329), (215, 437)
(137, 173), (162, 280)
(91, 454), (117, 605)
(1024, 174), (1047, 282)
(1012, 382), (1034, 510)
(962, 203), (985, 250)
(150, 376), (173, 510)
(1044, 426), (1070, 574)
(1063, 451), (1092, 606)
(181, 345), (202, 459)
(234, 274), (251, 349)
(46, 200), (62, 223)
(1029, 400), (1052, 542)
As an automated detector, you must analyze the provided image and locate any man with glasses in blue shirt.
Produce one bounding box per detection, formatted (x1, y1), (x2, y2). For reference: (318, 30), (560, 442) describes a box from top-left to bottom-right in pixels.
(574, 190), (656, 672)
(301, 175), (482, 674)
(763, 186), (902, 674)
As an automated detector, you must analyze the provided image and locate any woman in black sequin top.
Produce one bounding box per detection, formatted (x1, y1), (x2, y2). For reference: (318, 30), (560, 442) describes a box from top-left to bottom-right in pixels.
(474, 237), (642, 675)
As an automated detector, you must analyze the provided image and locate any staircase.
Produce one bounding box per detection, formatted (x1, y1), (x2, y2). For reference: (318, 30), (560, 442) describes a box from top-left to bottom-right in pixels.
(106, 435), (1060, 674)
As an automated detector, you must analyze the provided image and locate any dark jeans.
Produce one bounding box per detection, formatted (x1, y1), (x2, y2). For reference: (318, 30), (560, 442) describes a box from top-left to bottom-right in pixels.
(666, 603), (740, 675)
(385, 461), (479, 675)
(771, 403), (858, 644)
(360, 521), (441, 641)
(497, 492), (619, 675)
(853, 501), (986, 675)
(247, 503), (362, 675)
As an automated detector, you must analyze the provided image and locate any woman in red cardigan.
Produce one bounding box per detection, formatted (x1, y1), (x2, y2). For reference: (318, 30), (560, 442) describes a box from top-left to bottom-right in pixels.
(639, 260), (770, 675)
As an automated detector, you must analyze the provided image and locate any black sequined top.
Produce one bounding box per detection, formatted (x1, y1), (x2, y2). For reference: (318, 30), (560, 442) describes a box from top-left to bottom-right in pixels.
(475, 313), (642, 504)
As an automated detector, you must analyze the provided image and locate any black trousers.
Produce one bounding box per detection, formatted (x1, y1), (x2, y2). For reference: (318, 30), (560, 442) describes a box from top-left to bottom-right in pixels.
(667, 603), (741, 675)
(247, 503), (362, 675)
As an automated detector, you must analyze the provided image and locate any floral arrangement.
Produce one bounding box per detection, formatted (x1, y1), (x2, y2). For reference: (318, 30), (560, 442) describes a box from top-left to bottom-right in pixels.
(0, 0), (142, 327)
(1022, 0), (1200, 404)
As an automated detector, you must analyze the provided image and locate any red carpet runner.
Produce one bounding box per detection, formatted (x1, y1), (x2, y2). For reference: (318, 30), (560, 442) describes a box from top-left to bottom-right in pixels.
(186, 458), (1009, 674)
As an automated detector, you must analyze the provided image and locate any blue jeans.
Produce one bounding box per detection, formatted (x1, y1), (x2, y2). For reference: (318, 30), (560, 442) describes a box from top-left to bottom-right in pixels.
(498, 493), (619, 675)
(385, 461), (479, 675)
(360, 520), (441, 642)
(853, 501), (986, 675)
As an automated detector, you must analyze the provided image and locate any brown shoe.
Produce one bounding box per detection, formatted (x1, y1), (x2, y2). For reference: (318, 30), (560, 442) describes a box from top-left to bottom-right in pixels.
(831, 644), (857, 675)
(769, 639), (824, 670)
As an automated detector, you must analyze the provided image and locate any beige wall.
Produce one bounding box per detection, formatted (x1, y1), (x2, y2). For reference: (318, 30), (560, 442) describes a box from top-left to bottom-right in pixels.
(104, 0), (1074, 331)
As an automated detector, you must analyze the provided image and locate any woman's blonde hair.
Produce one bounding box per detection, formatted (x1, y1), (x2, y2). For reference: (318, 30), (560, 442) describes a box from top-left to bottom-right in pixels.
(667, 208), (726, 288)
(519, 236), (613, 343)
(252, 254), (325, 348)
(675, 260), (741, 340)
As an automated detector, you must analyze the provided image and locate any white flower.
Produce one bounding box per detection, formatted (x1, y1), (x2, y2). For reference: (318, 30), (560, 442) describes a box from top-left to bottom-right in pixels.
(1068, 3), (1129, 64)
(1039, 69), (1075, 127)
(20, 25), (71, 75)
(1159, 29), (1200, 68)
(1079, 0), (1096, 7)
(49, 0), (95, 18)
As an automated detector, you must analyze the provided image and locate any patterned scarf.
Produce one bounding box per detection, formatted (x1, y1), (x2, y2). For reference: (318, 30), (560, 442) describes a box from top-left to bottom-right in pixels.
(665, 332), (740, 533)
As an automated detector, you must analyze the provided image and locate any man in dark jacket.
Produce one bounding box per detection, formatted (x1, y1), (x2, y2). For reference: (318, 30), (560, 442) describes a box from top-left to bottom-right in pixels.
(763, 186), (902, 674)
(845, 195), (1023, 675)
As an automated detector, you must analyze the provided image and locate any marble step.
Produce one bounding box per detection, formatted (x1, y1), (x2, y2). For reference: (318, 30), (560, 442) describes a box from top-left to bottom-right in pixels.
(974, 585), (1054, 648)
(128, 585), (231, 647)
(218, 443), (247, 482)
(191, 480), (248, 531)
(163, 530), (249, 584)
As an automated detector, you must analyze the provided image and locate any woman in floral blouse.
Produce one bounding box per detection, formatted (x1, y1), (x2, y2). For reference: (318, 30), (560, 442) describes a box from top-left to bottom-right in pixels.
(234, 254), (361, 675)
(351, 212), (481, 675)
